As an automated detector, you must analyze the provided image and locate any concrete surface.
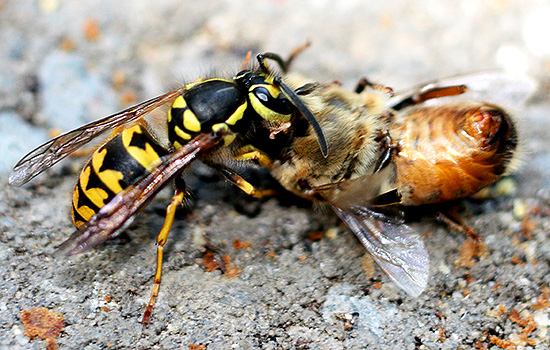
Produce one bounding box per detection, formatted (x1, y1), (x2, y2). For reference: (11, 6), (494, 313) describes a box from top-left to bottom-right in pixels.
(1, 0), (550, 349)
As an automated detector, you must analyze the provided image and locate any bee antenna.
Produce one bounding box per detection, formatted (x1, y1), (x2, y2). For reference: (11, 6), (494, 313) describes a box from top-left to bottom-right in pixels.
(274, 76), (329, 157)
(241, 51), (252, 70)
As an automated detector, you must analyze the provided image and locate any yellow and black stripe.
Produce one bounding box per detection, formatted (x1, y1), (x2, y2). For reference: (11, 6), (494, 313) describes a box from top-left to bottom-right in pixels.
(167, 79), (246, 149)
(72, 125), (168, 228)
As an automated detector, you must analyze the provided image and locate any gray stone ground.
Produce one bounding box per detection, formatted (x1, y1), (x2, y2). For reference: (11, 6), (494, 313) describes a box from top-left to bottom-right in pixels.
(1, 0), (550, 349)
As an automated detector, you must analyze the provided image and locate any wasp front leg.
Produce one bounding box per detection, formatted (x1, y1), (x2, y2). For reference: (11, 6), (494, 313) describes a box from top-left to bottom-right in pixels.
(234, 145), (274, 168)
(141, 177), (187, 324)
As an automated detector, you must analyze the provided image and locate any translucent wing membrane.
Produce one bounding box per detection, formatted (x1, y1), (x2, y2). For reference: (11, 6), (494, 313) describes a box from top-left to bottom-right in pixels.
(388, 72), (537, 110)
(55, 132), (223, 256)
(9, 87), (185, 186)
(332, 205), (429, 297)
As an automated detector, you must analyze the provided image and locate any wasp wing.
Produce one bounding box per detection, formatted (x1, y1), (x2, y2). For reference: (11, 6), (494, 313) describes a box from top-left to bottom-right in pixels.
(55, 132), (223, 256)
(388, 72), (537, 110)
(9, 87), (185, 187)
(332, 205), (429, 297)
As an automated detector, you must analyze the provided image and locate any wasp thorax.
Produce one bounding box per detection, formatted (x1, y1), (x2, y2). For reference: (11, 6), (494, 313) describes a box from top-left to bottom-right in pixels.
(167, 79), (246, 149)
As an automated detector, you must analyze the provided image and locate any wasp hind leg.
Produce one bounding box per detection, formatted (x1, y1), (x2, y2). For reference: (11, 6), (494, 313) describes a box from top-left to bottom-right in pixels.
(141, 178), (187, 324)
(212, 164), (275, 199)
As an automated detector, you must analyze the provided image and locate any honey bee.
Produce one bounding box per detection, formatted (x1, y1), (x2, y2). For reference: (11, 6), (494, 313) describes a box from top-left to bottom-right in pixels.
(274, 71), (531, 296)
(9, 48), (533, 322)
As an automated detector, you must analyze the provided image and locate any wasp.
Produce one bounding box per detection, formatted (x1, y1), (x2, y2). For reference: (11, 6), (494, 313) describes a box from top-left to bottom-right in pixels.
(10, 47), (530, 322)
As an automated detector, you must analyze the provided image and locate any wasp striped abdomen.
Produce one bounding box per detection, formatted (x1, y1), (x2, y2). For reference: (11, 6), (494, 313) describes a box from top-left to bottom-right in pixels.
(71, 125), (168, 227)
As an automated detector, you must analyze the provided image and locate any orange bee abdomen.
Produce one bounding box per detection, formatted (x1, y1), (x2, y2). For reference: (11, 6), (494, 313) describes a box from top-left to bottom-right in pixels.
(391, 102), (518, 205)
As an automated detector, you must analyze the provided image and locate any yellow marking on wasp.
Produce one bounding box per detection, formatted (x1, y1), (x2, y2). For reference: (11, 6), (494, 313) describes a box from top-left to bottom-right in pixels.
(234, 145), (273, 167)
(73, 218), (86, 229)
(174, 125), (192, 141)
(249, 84), (291, 123)
(173, 141), (183, 149)
(183, 109), (201, 132)
(172, 95), (187, 109)
(92, 148), (124, 194)
(262, 75), (275, 85)
(183, 79), (205, 90)
(72, 185), (80, 211)
(184, 78), (232, 91)
(79, 165), (110, 208)
(211, 123), (228, 134)
(223, 134), (236, 147)
(122, 125), (163, 171)
(72, 181), (96, 226)
(73, 204), (95, 227)
(225, 101), (247, 126)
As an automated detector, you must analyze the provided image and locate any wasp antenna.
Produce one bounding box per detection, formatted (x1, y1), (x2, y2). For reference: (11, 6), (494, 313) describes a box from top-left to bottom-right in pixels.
(256, 53), (270, 74)
(257, 52), (287, 73)
(274, 77), (329, 157)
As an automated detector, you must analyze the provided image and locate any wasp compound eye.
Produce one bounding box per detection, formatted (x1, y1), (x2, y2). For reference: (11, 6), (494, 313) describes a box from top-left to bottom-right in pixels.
(254, 86), (270, 102)
(249, 85), (292, 124)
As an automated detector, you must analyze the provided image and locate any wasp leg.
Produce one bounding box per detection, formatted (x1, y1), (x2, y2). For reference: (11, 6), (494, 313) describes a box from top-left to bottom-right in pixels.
(234, 145), (273, 168)
(141, 186), (186, 324)
(214, 165), (275, 199)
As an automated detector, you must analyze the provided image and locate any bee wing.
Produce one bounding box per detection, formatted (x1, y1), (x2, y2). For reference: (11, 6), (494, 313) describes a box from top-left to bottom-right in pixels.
(332, 205), (429, 297)
(55, 132), (223, 256)
(389, 72), (537, 109)
(315, 165), (399, 208)
(9, 87), (185, 187)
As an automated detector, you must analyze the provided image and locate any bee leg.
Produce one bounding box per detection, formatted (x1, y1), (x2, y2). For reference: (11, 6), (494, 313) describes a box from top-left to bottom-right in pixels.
(391, 85), (467, 111)
(355, 77), (394, 95)
(257, 41), (311, 73)
(234, 145), (274, 168)
(295, 82), (319, 96)
(373, 131), (396, 173)
(140, 183), (186, 324)
(241, 51), (253, 70)
(437, 207), (482, 242)
(215, 165), (276, 199)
